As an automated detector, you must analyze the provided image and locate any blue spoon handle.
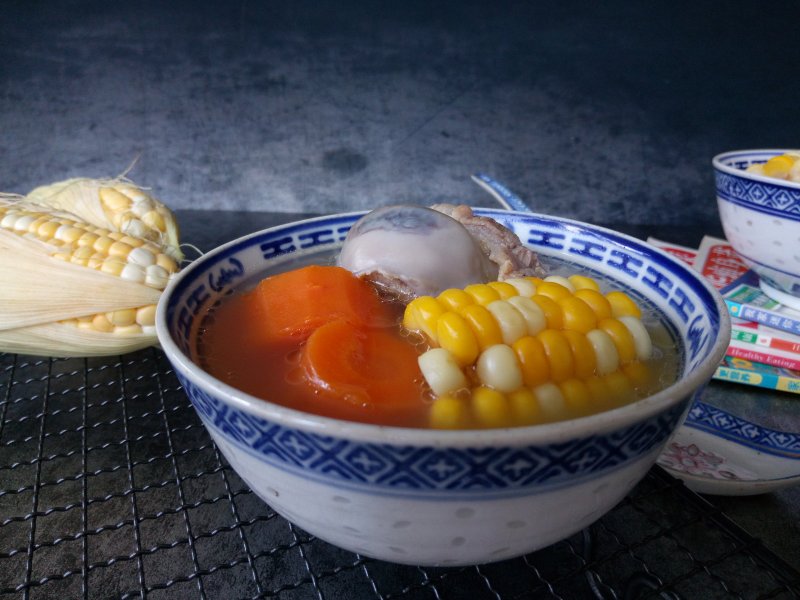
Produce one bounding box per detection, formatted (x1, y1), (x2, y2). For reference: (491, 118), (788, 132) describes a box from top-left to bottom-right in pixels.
(471, 173), (531, 213)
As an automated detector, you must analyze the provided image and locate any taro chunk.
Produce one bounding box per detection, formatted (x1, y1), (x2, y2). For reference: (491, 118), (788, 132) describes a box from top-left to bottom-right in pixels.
(337, 205), (497, 301)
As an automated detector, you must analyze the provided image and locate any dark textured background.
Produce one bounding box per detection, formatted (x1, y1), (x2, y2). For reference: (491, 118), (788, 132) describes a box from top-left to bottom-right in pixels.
(2, 1), (799, 228)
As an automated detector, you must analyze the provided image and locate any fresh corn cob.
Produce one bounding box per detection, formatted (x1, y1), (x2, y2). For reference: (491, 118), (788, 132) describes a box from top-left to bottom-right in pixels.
(25, 177), (183, 261)
(0, 196), (180, 357)
(403, 275), (656, 429)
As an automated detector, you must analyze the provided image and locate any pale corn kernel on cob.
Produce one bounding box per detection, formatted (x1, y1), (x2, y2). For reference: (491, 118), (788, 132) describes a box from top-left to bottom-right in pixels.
(24, 177), (183, 261)
(403, 274), (655, 429)
(0, 198), (181, 357)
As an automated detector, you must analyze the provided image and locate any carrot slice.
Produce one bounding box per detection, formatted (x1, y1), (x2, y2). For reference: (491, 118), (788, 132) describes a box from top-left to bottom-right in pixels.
(301, 319), (424, 421)
(252, 265), (391, 343)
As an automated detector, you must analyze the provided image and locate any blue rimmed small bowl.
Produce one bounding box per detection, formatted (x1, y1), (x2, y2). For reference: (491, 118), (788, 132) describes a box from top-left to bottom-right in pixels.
(714, 149), (800, 300)
(156, 209), (729, 566)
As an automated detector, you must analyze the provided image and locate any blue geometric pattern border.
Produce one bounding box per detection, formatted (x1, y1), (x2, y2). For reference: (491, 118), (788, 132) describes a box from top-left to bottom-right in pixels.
(684, 401), (800, 460)
(715, 170), (800, 222)
(178, 374), (688, 499)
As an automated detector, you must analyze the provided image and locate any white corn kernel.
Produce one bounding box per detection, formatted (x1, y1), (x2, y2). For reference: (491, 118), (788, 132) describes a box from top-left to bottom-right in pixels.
(504, 277), (537, 297)
(618, 316), (653, 361)
(506, 296), (547, 336)
(418, 348), (468, 397)
(144, 264), (169, 288)
(128, 246), (156, 267)
(586, 329), (620, 375)
(486, 300), (527, 345)
(476, 344), (523, 393)
(120, 263), (146, 284)
(543, 275), (576, 293)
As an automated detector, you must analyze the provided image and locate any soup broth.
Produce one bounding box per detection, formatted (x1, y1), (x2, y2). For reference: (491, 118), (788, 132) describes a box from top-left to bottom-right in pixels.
(194, 249), (682, 429)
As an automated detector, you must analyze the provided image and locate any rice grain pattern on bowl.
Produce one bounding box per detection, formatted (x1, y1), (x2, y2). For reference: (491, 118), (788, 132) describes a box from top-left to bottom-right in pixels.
(714, 149), (800, 298)
(156, 209), (730, 566)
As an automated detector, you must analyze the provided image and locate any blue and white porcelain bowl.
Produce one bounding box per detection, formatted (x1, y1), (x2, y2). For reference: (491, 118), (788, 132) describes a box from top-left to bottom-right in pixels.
(714, 149), (800, 299)
(156, 209), (730, 566)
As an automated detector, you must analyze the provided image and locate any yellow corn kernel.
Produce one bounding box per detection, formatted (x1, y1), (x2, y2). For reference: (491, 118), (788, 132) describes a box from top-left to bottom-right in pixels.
(437, 288), (474, 312)
(113, 324), (143, 335)
(91, 314), (114, 332)
(559, 378), (591, 415)
(471, 386), (511, 428)
(476, 344), (523, 393)
(27, 216), (50, 234)
(430, 395), (472, 429)
(536, 281), (573, 302)
(108, 240), (133, 259)
(603, 371), (635, 407)
(562, 329), (597, 379)
(508, 387), (541, 425)
(99, 186), (133, 212)
(606, 291), (642, 319)
(512, 336), (550, 387)
(487, 281), (519, 300)
(93, 235), (114, 254)
(533, 382), (566, 421)
(118, 235), (145, 248)
(69, 245), (94, 267)
(141, 209), (166, 232)
(100, 257), (125, 276)
(543, 275), (575, 293)
(485, 300), (527, 345)
(622, 361), (653, 391)
(585, 375), (611, 408)
(574, 288), (613, 321)
(403, 296), (445, 339)
(37, 220), (60, 239)
(464, 283), (501, 305)
(598, 318), (637, 364)
(459, 304), (504, 350)
(437, 312), (480, 367)
(558, 295), (597, 334)
(156, 253), (179, 273)
(525, 276), (544, 286)
(55, 225), (84, 244)
(86, 253), (105, 270)
(537, 329), (574, 383)
(135, 305), (157, 327)
(106, 308), (136, 327)
(77, 231), (99, 247)
(568, 274), (600, 292)
(763, 155), (794, 179)
(531, 294), (563, 329)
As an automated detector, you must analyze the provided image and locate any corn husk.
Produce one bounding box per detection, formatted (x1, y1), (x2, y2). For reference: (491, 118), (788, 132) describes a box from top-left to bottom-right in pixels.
(0, 182), (181, 358)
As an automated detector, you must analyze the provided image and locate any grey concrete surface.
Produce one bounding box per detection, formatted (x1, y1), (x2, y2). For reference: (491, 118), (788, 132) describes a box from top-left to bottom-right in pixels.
(2, 1), (799, 229)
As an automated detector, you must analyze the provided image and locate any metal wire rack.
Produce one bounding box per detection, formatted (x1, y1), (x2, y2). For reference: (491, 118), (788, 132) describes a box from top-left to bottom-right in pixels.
(2, 348), (799, 599)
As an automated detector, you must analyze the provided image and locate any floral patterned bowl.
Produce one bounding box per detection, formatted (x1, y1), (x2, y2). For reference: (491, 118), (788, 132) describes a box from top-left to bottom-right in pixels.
(156, 209), (730, 566)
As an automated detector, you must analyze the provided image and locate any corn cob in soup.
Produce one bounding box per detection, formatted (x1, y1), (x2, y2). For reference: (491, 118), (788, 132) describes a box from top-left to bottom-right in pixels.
(404, 275), (661, 429)
(0, 179), (181, 357)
